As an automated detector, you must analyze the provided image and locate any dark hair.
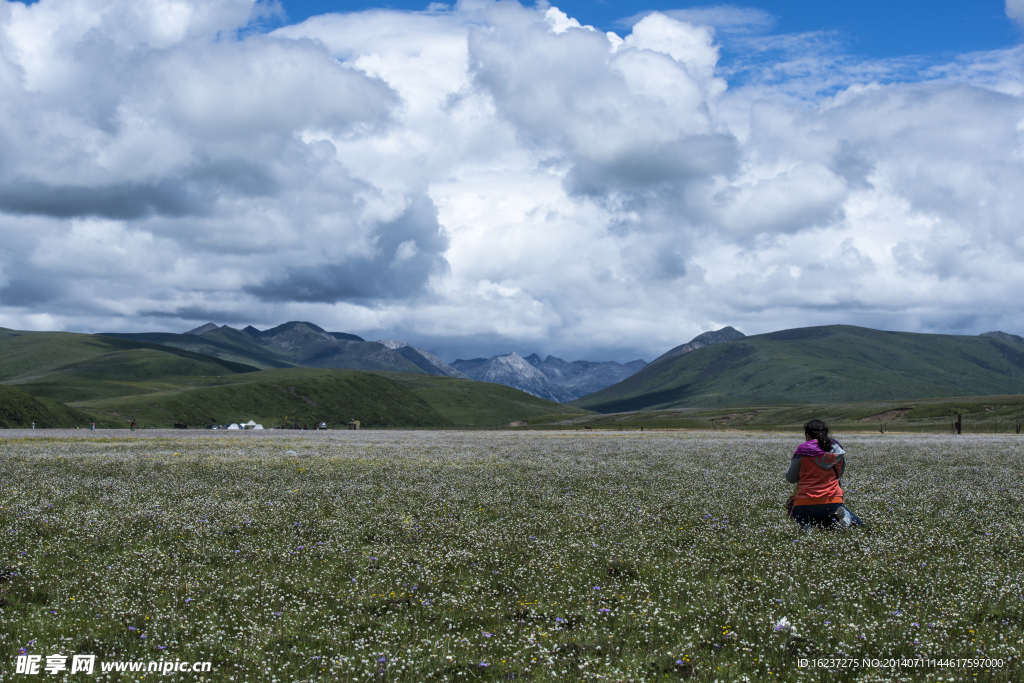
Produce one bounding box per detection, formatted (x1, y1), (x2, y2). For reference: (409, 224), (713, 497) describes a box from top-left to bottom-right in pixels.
(804, 419), (831, 452)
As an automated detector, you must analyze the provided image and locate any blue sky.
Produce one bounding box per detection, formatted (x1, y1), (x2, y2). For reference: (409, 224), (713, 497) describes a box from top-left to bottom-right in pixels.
(0, 0), (1023, 360)
(278, 1), (1021, 58)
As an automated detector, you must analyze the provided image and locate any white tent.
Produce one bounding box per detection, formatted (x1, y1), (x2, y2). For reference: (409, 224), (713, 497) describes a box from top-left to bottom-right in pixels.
(227, 423), (240, 430)
(253, 424), (264, 430)
(243, 420), (258, 429)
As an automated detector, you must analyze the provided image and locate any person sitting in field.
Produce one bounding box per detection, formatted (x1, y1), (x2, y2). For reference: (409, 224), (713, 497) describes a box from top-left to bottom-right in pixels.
(785, 419), (864, 530)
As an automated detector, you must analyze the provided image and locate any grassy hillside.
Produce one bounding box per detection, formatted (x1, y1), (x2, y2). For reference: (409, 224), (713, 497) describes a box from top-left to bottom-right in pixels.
(573, 325), (1024, 413)
(0, 384), (99, 428)
(376, 372), (591, 426)
(101, 327), (296, 370)
(74, 369), (453, 429)
(10, 378), (194, 404)
(0, 333), (260, 405)
(0, 330), (257, 388)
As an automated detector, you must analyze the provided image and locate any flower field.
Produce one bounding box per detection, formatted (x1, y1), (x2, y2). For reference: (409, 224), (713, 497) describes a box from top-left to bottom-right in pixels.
(0, 430), (1021, 682)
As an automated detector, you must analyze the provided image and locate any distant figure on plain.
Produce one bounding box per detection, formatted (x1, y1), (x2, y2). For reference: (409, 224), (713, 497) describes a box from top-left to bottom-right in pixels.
(786, 419), (865, 530)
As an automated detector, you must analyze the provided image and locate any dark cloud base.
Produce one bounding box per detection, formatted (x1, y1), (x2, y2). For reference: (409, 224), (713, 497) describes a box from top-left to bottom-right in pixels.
(246, 194), (449, 304)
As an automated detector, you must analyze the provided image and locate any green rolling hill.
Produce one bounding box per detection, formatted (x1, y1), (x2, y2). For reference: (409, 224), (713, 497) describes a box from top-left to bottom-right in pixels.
(101, 326), (297, 369)
(0, 329), (258, 403)
(572, 324), (1024, 413)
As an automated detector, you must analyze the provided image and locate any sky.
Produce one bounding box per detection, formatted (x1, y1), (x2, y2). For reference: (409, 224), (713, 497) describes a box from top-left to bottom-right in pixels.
(280, 1), (1021, 59)
(0, 1), (1022, 363)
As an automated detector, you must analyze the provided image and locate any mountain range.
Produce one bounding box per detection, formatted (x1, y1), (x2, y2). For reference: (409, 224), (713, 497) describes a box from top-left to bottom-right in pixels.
(4, 319), (1024, 428)
(104, 321), (465, 377)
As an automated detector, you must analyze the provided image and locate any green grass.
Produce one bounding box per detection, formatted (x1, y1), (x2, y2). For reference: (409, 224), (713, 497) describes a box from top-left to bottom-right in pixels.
(0, 384), (100, 428)
(573, 325), (1024, 412)
(0, 432), (1019, 682)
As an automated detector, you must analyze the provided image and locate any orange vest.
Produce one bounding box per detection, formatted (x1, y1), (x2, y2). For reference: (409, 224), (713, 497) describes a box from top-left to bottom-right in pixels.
(793, 440), (844, 506)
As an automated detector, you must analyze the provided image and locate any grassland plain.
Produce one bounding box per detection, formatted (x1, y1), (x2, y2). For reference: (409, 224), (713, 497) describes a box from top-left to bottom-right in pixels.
(0, 431), (1021, 682)
(526, 395), (1024, 435)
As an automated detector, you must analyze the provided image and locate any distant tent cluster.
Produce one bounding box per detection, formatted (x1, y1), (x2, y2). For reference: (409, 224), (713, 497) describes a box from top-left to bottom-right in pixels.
(227, 420), (263, 430)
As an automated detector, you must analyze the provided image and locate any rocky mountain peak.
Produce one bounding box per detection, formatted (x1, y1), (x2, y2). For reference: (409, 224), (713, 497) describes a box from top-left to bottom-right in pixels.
(653, 326), (745, 364)
(689, 326), (745, 347)
(185, 322), (219, 336)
